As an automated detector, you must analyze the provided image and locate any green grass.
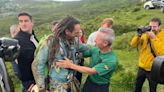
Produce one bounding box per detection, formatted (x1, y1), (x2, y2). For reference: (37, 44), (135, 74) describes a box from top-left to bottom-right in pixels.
(5, 62), (21, 92)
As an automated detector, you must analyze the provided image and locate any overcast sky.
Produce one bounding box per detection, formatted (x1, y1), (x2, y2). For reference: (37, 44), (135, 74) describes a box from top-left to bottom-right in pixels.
(53, 0), (81, 1)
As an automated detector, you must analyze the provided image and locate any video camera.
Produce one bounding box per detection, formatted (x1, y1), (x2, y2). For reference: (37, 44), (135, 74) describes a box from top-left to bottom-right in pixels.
(137, 26), (151, 36)
(151, 56), (164, 84)
(0, 37), (20, 61)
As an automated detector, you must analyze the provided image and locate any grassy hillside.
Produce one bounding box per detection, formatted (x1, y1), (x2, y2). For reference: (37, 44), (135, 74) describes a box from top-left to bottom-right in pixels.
(2, 0), (164, 92)
(0, 0), (138, 37)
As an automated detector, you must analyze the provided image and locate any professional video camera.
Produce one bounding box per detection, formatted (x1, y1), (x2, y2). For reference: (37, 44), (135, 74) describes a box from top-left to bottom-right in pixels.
(0, 37), (20, 92)
(0, 37), (20, 61)
(137, 26), (151, 36)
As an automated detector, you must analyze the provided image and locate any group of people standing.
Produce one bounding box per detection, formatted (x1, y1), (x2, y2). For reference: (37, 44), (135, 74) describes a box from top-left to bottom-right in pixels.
(8, 12), (117, 92)
(7, 11), (164, 92)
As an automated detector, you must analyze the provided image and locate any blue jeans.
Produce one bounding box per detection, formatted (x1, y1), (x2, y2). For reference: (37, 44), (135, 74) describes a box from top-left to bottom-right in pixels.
(22, 80), (35, 92)
(11, 60), (21, 80)
(135, 67), (157, 92)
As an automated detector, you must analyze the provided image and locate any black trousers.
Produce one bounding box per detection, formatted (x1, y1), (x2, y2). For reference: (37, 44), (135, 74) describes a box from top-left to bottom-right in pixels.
(81, 77), (109, 92)
(76, 59), (84, 84)
(134, 67), (157, 92)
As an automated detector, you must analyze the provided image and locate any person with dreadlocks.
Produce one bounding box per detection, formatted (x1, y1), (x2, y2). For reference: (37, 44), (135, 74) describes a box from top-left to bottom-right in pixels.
(32, 16), (88, 92)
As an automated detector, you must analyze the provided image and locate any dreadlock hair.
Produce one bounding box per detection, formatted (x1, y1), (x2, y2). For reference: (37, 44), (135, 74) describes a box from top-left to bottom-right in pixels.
(49, 16), (80, 62)
(54, 16), (80, 39)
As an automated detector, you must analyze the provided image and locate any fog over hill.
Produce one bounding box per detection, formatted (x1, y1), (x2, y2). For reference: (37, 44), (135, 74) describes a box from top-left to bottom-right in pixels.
(0, 0), (63, 18)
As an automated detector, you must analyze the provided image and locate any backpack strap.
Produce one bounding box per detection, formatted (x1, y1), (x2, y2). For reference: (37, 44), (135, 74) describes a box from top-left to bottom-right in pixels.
(148, 38), (156, 57)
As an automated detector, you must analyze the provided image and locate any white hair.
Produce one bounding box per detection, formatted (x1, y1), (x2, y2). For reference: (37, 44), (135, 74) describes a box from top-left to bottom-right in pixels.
(99, 28), (115, 46)
(10, 24), (18, 33)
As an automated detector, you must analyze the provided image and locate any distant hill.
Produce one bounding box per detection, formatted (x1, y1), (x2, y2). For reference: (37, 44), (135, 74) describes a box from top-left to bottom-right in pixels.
(1, 0), (164, 38)
(0, 0), (139, 37)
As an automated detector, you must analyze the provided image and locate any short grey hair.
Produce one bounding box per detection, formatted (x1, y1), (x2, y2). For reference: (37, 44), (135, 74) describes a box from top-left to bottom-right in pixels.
(10, 24), (18, 33)
(99, 28), (115, 46)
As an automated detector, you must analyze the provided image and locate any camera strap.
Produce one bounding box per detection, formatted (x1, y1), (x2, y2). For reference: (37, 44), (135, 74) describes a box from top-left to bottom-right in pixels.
(148, 38), (156, 57)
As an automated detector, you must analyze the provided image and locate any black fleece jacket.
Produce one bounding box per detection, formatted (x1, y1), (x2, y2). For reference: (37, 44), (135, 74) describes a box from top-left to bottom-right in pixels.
(14, 30), (38, 82)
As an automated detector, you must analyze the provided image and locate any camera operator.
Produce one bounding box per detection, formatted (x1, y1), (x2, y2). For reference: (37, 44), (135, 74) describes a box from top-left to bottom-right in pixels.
(130, 17), (164, 92)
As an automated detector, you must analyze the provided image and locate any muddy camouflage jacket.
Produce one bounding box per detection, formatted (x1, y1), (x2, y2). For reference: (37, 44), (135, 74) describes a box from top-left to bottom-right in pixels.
(32, 35), (88, 91)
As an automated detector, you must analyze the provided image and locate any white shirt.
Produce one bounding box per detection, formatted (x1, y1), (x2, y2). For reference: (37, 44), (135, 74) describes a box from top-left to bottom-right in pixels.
(87, 31), (98, 46)
(30, 35), (38, 47)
